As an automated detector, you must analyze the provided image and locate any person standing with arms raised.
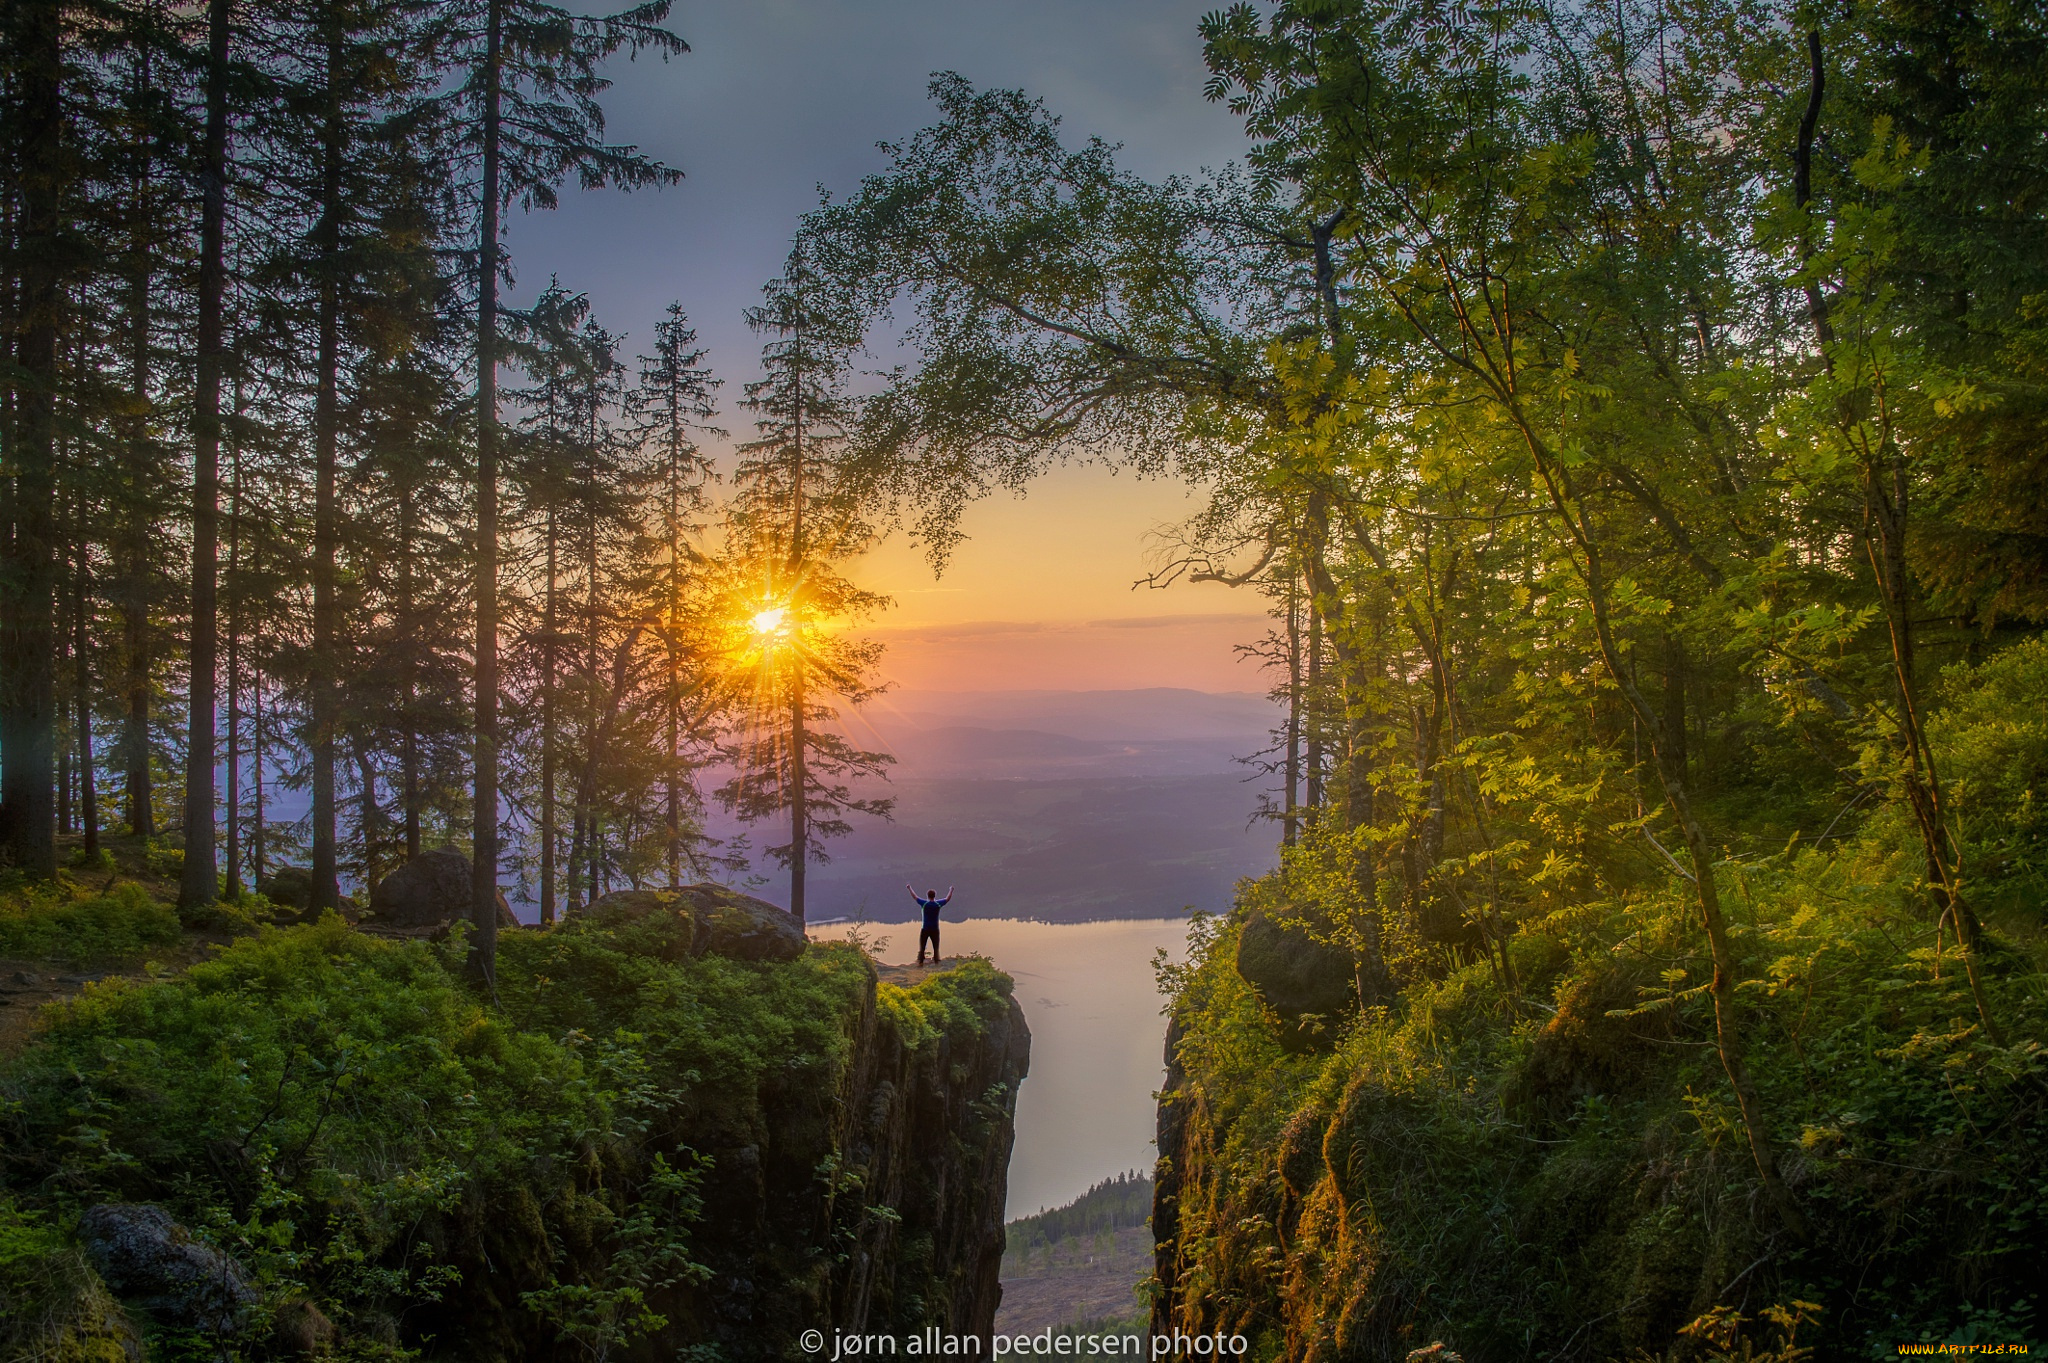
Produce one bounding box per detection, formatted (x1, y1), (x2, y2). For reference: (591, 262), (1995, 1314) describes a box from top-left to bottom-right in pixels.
(907, 884), (952, 965)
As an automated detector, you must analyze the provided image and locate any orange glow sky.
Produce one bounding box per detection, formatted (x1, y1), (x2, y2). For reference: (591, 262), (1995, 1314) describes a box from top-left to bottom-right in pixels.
(844, 466), (1272, 693)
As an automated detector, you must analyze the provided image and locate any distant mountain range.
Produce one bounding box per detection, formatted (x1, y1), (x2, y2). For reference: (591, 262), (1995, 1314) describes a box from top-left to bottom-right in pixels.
(779, 688), (1286, 925)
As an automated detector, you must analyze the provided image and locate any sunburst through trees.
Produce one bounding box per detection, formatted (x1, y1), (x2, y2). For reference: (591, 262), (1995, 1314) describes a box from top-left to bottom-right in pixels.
(708, 248), (894, 925)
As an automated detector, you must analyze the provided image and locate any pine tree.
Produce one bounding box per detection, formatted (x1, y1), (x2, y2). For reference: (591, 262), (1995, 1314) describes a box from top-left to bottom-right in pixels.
(0, 0), (70, 878)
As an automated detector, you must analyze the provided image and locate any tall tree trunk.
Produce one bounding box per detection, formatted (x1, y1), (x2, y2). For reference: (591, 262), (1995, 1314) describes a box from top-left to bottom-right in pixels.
(75, 537), (97, 858)
(468, 0), (503, 987)
(178, 0), (230, 912)
(1342, 642), (1385, 1003)
(357, 744), (380, 886)
(398, 485), (420, 859)
(540, 511), (557, 923)
(251, 662), (264, 883)
(222, 411), (241, 896)
(1864, 455), (2003, 1044)
(120, 177), (153, 836)
(1305, 588), (1324, 821)
(57, 499), (72, 838)
(1791, 28), (2000, 1047)
(1519, 418), (1805, 1238)
(787, 309), (808, 923)
(1283, 567), (1301, 848)
(666, 440), (683, 888)
(789, 654), (807, 924)
(309, 19), (343, 912)
(571, 440), (599, 915)
(2, 0), (64, 879)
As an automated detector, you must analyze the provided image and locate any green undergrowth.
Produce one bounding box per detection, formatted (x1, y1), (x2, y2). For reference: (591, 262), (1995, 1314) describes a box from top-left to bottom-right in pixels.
(0, 878), (180, 964)
(0, 910), (930, 1361)
(1161, 839), (2048, 1359)
(877, 957), (1012, 1051)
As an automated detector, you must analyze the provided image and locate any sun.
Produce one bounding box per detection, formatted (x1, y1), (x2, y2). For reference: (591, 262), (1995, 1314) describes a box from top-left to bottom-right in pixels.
(750, 605), (790, 637)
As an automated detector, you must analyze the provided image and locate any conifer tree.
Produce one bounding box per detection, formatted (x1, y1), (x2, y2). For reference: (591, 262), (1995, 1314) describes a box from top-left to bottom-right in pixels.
(627, 303), (719, 888)
(717, 254), (892, 923)
(0, 0), (69, 878)
(176, 0), (236, 912)
(429, 0), (684, 980)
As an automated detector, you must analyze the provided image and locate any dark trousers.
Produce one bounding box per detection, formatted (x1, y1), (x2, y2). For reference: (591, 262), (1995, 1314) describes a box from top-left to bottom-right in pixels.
(918, 924), (940, 962)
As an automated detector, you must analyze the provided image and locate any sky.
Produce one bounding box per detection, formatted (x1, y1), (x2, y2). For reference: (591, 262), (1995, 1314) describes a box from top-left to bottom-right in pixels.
(510, 0), (1270, 691)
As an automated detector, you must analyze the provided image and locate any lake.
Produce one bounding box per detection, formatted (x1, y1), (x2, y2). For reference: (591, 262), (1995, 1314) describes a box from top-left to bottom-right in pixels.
(808, 916), (1194, 1220)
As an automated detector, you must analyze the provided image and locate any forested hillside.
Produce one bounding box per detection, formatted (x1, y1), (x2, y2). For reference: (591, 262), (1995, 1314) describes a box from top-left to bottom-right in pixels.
(784, 0), (2048, 1354)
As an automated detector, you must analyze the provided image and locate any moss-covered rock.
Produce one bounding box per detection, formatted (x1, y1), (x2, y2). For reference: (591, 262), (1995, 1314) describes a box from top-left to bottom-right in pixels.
(582, 883), (807, 963)
(1233, 903), (1356, 1051)
(1154, 882), (2048, 1359)
(0, 1199), (142, 1363)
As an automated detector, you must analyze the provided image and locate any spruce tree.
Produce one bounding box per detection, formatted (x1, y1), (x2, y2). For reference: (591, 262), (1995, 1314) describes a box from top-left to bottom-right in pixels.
(0, 0), (69, 878)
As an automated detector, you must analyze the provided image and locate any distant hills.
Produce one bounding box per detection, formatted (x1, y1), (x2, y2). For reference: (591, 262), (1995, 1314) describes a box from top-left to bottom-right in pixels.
(791, 688), (1285, 923)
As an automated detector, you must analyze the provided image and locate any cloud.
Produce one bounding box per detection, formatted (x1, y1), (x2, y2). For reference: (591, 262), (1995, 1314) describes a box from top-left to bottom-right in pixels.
(868, 620), (1055, 640)
(1087, 613), (1269, 630)
(869, 613), (1268, 640)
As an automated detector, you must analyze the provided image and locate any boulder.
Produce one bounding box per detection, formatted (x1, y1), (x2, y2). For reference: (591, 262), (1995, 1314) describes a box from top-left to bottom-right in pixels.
(677, 883), (805, 962)
(1234, 904), (1359, 1051)
(578, 889), (696, 961)
(257, 866), (313, 910)
(582, 883), (803, 962)
(77, 1203), (255, 1336)
(272, 1298), (338, 1355)
(369, 849), (516, 930)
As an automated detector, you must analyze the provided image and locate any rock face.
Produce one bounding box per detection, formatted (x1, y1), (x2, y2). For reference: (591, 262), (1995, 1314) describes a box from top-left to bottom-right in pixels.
(77, 1203), (256, 1336)
(583, 884), (805, 963)
(368, 849), (517, 930)
(1233, 903), (1359, 1050)
(692, 962), (1031, 1355)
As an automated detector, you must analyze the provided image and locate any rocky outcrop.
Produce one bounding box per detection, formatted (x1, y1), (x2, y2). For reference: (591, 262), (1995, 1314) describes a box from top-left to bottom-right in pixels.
(676, 958), (1030, 1357)
(583, 883), (806, 962)
(77, 1203), (255, 1337)
(366, 849), (517, 931)
(678, 884), (806, 962)
(257, 866), (313, 911)
(397, 927), (1028, 1361)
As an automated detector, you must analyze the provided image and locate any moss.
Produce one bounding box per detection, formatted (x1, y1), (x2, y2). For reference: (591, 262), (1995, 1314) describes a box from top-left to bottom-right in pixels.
(0, 1197), (139, 1363)
(879, 957), (1014, 1052)
(0, 908), (1023, 1361)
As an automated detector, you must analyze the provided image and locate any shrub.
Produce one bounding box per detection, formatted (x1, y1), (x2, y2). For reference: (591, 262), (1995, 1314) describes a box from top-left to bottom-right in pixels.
(1933, 636), (2048, 909)
(0, 882), (179, 964)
